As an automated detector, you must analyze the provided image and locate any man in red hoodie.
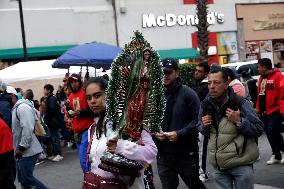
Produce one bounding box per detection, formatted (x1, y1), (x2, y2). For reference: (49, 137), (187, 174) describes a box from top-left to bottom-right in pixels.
(66, 73), (94, 172)
(0, 117), (16, 189)
(256, 58), (284, 165)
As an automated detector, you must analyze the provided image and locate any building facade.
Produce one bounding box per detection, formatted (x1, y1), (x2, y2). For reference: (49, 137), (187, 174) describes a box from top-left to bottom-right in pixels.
(0, 0), (283, 65)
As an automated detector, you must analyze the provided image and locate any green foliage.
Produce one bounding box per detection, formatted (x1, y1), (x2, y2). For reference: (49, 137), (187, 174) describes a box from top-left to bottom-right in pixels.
(179, 63), (196, 87)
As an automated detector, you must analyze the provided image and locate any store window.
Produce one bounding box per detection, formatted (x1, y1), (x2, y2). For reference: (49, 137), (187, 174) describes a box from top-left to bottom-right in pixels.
(184, 0), (214, 4)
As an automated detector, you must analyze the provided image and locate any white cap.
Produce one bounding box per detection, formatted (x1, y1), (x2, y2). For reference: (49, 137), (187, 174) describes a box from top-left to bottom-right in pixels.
(6, 86), (18, 96)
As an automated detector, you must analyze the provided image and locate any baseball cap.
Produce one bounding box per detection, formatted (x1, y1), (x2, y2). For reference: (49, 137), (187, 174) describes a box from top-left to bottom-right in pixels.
(68, 73), (81, 81)
(162, 58), (179, 72)
(0, 79), (7, 92)
(6, 86), (18, 96)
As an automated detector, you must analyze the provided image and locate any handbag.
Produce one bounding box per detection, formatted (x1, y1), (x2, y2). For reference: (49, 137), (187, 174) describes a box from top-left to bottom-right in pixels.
(82, 172), (127, 189)
(98, 151), (143, 177)
(34, 120), (46, 137)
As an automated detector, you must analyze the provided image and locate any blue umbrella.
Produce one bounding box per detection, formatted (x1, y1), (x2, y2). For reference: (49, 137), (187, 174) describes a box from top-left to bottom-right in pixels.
(52, 42), (122, 69)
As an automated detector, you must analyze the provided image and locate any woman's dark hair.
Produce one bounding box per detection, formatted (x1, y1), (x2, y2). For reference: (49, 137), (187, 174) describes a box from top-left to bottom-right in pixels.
(24, 89), (34, 100)
(85, 77), (108, 139)
(222, 67), (237, 81)
(40, 96), (47, 103)
(34, 100), (40, 111)
(86, 77), (108, 91)
(44, 84), (54, 94)
(143, 48), (151, 61)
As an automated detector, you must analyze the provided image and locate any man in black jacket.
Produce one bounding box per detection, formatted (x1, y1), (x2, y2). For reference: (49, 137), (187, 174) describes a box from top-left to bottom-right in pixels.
(192, 62), (210, 182)
(44, 84), (63, 162)
(154, 58), (206, 189)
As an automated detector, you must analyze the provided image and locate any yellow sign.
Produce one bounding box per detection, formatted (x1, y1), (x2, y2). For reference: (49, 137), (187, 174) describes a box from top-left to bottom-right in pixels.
(253, 20), (284, 31)
(253, 13), (284, 31)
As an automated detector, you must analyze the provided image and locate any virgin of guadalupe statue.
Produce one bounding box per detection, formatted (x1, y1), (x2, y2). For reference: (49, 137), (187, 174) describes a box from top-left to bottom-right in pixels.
(98, 31), (165, 176)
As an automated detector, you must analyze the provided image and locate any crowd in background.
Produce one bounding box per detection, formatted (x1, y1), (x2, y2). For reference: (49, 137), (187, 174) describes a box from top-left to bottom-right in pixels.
(0, 57), (283, 189)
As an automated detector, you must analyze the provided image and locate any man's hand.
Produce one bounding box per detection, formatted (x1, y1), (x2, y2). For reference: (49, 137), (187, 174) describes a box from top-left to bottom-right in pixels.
(226, 108), (241, 124)
(73, 110), (80, 116)
(106, 138), (118, 153)
(201, 115), (212, 127)
(155, 132), (167, 141)
(15, 149), (24, 159)
(164, 131), (178, 142)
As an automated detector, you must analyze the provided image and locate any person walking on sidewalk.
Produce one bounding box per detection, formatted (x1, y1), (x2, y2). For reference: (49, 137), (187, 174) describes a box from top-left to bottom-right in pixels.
(44, 84), (63, 162)
(66, 73), (94, 172)
(11, 86), (50, 189)
(198, 67), (263, 189)
(154, 58), (206, 189)
(256, 58), (284, 165)
(192, 62), (210, 182)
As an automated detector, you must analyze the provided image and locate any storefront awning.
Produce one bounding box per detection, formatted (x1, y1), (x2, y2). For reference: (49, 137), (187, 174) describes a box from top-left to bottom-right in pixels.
(0, 45), (76, 59)
(157, 48), (200, 60)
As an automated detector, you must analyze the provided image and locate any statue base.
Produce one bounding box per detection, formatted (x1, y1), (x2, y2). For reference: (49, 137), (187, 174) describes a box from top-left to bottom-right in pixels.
(98, 151), (143, 177)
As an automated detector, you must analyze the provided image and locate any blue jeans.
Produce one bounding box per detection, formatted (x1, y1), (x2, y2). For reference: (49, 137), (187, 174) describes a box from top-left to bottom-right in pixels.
(214, 165), (254, 189)
(77, 130), (90, 173)
(17, 155), (49, 189)
(50, 130), (62, 156)
(260, 112), (284, 160)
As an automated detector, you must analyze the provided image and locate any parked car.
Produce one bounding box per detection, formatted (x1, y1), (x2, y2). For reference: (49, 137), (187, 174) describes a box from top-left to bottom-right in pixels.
(221, 60), (259, 79)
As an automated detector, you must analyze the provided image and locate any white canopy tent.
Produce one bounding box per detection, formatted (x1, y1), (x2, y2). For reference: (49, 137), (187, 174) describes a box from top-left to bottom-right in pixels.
(0, 60), (110, 100)
(0, 59), (109, 84)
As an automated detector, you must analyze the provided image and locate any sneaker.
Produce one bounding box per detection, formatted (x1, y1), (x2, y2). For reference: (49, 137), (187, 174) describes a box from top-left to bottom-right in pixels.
(281, 152), (284, 164)
(51, 155), (64, 162)
(47, 155), (55, 160)
(199, 173), (209, 183)
(266, 155), (281, 165)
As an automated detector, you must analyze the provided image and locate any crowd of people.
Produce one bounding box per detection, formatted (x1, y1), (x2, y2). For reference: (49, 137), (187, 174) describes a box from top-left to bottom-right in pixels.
(0, 57), (283, 189)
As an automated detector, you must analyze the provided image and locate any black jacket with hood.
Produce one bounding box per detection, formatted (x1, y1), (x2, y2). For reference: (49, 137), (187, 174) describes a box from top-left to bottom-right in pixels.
(155, 78), (200, 155)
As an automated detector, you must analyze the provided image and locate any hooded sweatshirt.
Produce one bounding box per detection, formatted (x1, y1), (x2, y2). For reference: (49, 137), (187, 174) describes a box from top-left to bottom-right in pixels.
(12, 99), (42, 157)
(256, 69), (284, 115)
(68, 88), (94, 133)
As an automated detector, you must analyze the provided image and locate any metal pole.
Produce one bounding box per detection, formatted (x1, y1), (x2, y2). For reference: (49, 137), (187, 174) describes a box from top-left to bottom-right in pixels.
(18, 0), (28, 61)
(112, 0), (119, 46)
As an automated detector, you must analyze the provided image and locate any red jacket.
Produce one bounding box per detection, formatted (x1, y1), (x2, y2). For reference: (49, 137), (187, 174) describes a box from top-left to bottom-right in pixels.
(68, 88), (94, 133)
(280, 78), (284, 117)
(0, 118), (13, 155)
(256, 69), (284, 115)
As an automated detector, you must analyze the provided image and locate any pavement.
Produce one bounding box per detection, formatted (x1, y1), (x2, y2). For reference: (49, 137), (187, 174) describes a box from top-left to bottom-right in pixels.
(15, 135), (284, 189)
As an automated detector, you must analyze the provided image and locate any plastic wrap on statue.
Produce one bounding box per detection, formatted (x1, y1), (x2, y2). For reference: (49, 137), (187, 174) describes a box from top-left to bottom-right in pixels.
(98, 31), (165, 177)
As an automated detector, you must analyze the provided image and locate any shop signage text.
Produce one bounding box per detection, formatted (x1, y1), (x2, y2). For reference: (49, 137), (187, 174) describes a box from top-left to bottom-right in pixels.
(142, 12), (224, 28)
(253, 13), (284, 31)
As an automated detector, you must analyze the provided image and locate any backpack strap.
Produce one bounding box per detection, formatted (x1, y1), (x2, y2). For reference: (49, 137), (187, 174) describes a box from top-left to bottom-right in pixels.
(15, 107), (20, 121)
